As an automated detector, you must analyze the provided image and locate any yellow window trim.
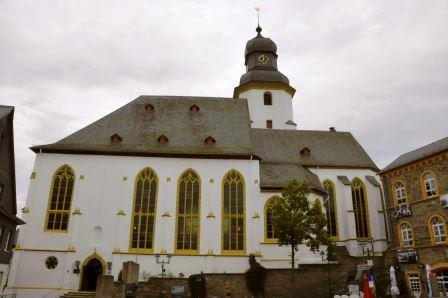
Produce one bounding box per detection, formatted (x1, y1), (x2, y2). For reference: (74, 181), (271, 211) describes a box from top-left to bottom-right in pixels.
(43, 164), (75, 233)
(264, 196), (282, 243)
(323, 179), (339, 240)
(420, 169), (440, 200)
(174, 168), (201, 254)
(428, 214), (448, 245)
(14, 246), (76, 252)
(128, 167), (159, 252)
(391, 178), (408, 206)
(397, 220), (415, 248)
(221, 169), (246, 255)
(351, 177), (371, 238)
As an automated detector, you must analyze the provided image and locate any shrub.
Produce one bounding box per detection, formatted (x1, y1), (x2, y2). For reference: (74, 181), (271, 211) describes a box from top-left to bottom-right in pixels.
(245, 254), (266, 297)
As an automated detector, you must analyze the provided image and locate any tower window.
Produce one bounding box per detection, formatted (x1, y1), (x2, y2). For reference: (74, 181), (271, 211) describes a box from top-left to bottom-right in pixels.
(264, 92), (272, 105)
(266, 120), (272, 129)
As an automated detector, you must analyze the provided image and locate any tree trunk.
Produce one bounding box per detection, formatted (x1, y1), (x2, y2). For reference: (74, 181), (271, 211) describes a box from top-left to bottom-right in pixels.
(291, 245), (295, 270)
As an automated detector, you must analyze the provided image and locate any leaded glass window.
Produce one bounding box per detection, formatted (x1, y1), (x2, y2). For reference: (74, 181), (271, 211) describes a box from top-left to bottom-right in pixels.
(323, 180), (338, 238)
(176, 169), (200, 252)
(265, 196), (281, 241)
(222, 170), (245, 254)
(351, 178), (369, 238)
(45, 165), (75, 232)
(130, 167), (158, 251)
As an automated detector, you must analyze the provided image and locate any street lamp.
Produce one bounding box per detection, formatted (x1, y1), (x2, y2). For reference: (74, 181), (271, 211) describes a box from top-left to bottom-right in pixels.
(155, 253), (172, 297)
(320, 249), (336, 298)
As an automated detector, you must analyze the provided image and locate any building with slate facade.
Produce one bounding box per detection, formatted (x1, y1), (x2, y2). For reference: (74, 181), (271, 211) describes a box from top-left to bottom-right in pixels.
(8, 26), (387, 297)
(0, 106), (25, 290)
(380, 137), (448, 296)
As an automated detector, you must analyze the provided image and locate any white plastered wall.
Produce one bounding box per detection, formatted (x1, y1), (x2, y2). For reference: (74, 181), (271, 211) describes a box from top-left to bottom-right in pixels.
(308, 167), (388, 256)
(238, 89), (295, 130)
(8, 153), (326, 297)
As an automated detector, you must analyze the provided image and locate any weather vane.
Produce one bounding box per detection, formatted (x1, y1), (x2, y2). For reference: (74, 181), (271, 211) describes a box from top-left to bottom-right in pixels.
(255, 5), (261, 27)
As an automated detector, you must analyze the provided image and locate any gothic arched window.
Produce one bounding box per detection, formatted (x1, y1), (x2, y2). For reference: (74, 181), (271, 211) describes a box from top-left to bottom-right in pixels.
(222, 169), (245, 254)
(45, 165), (75, 232)
(175, 169), (201, 253)
(323, 180), (338, 238)
(130, 167), (158, 251)
(351, 178), (370, 238)
(265, 196), (282, 242)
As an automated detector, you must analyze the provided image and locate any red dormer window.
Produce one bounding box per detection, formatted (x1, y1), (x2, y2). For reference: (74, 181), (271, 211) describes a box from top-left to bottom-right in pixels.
(205, 136), (216, 145)
(157, 135), (169, 144)
(300, 147), (311, 157)
(190, 104), (200, 113)
(111, 133), (122, 143)
(145, 104), (154, 112)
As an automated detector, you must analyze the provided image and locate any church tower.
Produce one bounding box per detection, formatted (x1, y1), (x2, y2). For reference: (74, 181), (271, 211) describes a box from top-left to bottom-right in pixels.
(234, 26), (296, 130)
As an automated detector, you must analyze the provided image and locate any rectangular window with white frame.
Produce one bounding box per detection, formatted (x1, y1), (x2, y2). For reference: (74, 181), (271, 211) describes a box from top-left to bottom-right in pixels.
(407, 273), (422, 295)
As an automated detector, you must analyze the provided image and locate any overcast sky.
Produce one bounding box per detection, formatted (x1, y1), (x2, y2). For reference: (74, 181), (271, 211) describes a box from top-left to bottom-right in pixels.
(1, 0), (447, 212)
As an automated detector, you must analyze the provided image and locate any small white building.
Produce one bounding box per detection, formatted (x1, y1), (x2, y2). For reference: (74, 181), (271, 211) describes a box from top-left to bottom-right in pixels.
(7, 26), (387, 297)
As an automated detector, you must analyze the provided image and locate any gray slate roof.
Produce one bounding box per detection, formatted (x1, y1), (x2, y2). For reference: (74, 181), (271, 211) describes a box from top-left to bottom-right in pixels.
(32, 96), (378, 192)
(259, 162), (325, 192)
(382, 137), (448, 172)
(252, 129), (379, 171)
(32, 96), (255, 157)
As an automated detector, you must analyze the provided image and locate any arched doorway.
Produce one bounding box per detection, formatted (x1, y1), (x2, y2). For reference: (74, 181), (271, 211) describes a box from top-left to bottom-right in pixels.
(80, 255), (105, 291)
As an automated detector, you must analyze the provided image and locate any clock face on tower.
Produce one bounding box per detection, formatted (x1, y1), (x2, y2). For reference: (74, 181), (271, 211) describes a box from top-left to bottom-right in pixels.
(257, 54), (269, 64)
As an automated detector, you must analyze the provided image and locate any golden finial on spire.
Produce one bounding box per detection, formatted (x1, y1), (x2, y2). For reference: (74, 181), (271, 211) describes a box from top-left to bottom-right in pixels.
(254, 5), (262, 36)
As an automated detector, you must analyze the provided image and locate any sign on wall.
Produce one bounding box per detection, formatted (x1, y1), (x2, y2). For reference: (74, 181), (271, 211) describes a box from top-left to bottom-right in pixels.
(393, 204), (412, 219)
(397, 249), (418, 263)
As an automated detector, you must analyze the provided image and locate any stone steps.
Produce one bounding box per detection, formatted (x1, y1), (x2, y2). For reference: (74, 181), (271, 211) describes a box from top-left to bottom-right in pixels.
(60, 291), (96, 298)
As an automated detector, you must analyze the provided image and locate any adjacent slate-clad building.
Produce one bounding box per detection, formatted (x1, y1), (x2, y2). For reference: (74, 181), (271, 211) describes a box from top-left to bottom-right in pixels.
(0, 106), (25, 290)
(8, 26), (387, 297)
(380, 137), (448, 296)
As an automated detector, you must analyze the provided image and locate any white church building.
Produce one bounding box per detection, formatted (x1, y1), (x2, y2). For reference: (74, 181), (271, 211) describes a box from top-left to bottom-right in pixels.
(8, 25), (387, 297)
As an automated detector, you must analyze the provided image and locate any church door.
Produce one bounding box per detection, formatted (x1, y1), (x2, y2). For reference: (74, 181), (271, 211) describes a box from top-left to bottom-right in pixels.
(80, 258), (103, 291)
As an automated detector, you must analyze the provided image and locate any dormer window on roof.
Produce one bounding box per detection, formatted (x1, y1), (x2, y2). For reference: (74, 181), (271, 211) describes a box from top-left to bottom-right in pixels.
(190, 104), (200, 113)
(157, 135), (169, 144)
(111, 133), (122, 143)
(205, 136), (216, 145)
(145, 104), (154, 112)
(300, 147), (311, 157)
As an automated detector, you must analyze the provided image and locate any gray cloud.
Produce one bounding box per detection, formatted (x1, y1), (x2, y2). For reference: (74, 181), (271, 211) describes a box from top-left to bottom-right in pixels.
(1, 0), (447, 212)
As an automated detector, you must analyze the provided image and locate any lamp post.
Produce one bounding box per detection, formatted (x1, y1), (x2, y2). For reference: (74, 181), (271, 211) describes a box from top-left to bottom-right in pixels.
(155, 253), (172, 298)
(359, 237), (376, 296)
(320, 250), (336, 298)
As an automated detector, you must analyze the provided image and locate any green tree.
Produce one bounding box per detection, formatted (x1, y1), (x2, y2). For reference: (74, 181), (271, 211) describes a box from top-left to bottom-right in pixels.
(272, 180), (329, 270)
